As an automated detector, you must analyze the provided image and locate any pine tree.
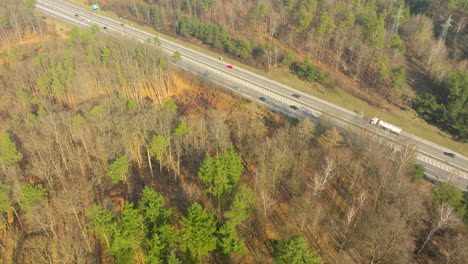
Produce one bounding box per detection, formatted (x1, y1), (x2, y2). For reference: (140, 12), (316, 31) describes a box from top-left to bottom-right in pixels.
(174, 121), (190, 136)
(108, 155), (129, 184)
(111, 203), (146, 263)
(149, 135), (171, 172)
(0, 131), (23, 165)
(167, 250), (182, 264)
(138, 186), (172, 230)
(224, 185), (255, 226)
(180, 202), (218, 262)
(88, 205), (116, 248)
(72, 113), (86, 132)
(218, 222), (246, 256)
(272, 236), (322, 264)
(20, 184), (45, 212)
(0, 181), (11, 214)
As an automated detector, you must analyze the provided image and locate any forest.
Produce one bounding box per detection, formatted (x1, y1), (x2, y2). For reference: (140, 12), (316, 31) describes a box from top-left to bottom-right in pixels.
(86, 0), (467, 141)
(1, 0), (468, 263)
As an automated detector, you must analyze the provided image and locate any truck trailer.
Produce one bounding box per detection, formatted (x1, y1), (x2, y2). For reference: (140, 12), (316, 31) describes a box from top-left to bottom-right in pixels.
(370, 117), (402, 135)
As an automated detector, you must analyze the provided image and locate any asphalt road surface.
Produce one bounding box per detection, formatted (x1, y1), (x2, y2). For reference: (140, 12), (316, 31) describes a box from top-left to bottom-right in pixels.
(36, 0), (468, 190)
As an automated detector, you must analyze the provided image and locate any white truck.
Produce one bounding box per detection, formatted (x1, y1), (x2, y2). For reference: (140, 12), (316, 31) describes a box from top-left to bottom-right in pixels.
(370, 117), (402, 135)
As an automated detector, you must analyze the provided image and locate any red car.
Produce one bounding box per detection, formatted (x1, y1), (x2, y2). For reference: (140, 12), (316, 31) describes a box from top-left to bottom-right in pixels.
(226, 65), (233, 69)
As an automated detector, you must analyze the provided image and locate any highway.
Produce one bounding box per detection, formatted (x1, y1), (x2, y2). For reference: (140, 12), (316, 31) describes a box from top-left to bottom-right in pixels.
(36, 0), (468, 190)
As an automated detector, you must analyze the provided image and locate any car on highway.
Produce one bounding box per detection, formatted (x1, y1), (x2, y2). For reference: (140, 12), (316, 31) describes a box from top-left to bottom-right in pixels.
(259, 97), (267, 101)
(121, 23), (124, 26)
(103, 26), (108, 30)
(226, 65), (233, 69)
(292, 94), (301, 98)
(232, 85), (240, 91)
(74, 14), (79, 17)
(444, 152), (456, 158)
(290, 105), (299, 110)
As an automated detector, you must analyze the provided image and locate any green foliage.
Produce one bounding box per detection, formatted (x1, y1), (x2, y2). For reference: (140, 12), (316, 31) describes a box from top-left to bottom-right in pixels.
(198, 147), (244, 200)
(0, 131), (23, 165)
(250, 3), (267, 22)
(294, 57), (328, 83)
(167, 250), (182, 264)
(90, 24), (101, 33)
(176, 17), (254, 59)
(358, 3), (387, 48)
(338, 10), (355, 32)
(154, 36), (162, 46)
(374, 56), (391, 80)
(149, 135), (171, 162)
(392, 66), (406, 89)
(412, 164), (425, 182)
(316, 11), (335, 38)
(171, 51), (182, 63)
(90, 105), (104, 116)
(86, 45), (95, 64)
(37, 73), (52, 95)
(111, 203), (146, 263)
(174, 121), (190, 136)
(72, 113), (86, 132)
(413, 70), (467, 141)
(433, 183), (466, 220)
(389, 35), (406, 53)
(272, 236), (322, 264)
(282, 50), (296, 67)
(180, 202), (218, 262)
(25, 0), (36, 9)
(20, 184), (45, 212)
(88, 205), (116, 245)
(69, 27), (81, 43)
(127, 100), (137, 110)
(138, 186), (172, 230)
(218, 222), (246, 256)
(163, 99), (178, 114)
(296, 13), (313, 35)
(100, 47), (111, 67)
(149, 5), (160, 25)
(0, 181), (11, 214)
(224, 185), (256, 226)
(35, 52), (46, 65)
(108, 155), (129, 184)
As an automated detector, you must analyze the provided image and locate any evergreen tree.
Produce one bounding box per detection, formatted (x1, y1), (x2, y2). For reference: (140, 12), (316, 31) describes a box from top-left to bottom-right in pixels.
(0, 131), (23, 165)
(218, 222), (246, 256)
(272, 236), (322, 264)
(167, 250), (182, 264)
(111, 203), (146, 263)
(174, 121), (190, 136)
(88, 205), (116, 248)
(108, 155), (129, 184)
(149, 135), (171, 171)
(163, 99), (178, 114)
(0, 181), (11, 214)
(180, 202), (218, 262)
(224, 185), (255, 226)
(20, 184), (45, 212)
(72, 113), (86, 132)
(138, 186), (172, 230)
(315, 11), (335, 38)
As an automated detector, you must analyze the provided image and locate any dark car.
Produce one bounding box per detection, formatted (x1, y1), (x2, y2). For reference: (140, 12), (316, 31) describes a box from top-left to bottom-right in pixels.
(74, 14), (79, 17)
(103, 26), (108, 30)
(443, 152), (455, 158)
(121, 23), (124, 26)
(292, 94), (301, 98)
(290, 105), (299, 110)
(259, 97), (267, 101)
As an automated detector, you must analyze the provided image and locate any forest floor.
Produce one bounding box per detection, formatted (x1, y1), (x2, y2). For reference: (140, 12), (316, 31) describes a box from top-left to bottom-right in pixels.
(57, 0), (467, 156)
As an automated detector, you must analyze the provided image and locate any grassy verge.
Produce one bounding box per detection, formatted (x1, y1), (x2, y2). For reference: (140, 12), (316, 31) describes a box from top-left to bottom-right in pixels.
(63, 0), (468, 155)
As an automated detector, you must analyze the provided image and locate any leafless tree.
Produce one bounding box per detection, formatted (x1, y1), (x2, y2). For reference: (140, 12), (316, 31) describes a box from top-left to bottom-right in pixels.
(417, 203), (458, 254)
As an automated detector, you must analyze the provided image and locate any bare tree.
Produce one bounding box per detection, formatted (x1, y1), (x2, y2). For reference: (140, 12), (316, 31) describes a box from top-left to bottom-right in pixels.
(417, 203), (458, 254)
(308, 156), (336, 197)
